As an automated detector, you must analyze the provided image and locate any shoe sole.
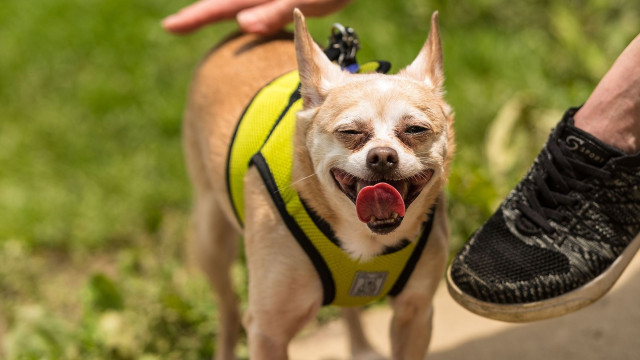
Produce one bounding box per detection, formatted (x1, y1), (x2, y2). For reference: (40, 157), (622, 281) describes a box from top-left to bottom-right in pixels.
(446, 232), (640, 322)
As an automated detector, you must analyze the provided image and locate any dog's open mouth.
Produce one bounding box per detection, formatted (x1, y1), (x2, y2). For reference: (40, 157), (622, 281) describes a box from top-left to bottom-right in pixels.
(331, 168), (434, 234)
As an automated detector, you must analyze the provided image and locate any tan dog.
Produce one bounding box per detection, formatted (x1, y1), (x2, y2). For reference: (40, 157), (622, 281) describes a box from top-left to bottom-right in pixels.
(183, 9), (454, 360)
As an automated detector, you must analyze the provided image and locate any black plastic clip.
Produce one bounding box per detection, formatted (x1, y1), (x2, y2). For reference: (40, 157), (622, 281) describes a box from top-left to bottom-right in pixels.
(324, 23), (360, 70)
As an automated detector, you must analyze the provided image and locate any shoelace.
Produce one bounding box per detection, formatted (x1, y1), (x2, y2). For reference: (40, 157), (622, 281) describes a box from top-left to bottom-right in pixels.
(515, 138), (611, 234)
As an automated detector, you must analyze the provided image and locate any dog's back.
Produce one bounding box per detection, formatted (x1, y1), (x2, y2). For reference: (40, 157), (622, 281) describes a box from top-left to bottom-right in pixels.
(181, 12), (452, 359)
(183, 32), (298, 230)
(181, 33), (302, 359)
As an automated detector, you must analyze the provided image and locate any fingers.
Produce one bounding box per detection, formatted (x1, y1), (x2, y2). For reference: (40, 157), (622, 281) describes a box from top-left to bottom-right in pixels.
(236, 0), (294, 34)
(163, 0), (353, 35)
(162, 0), (271, 34)
(237, 0), (353, 35)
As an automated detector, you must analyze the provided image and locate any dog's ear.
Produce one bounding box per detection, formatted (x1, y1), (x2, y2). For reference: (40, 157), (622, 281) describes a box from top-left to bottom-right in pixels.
(294, 9), (344, 109)
(400, 11), (444, 93)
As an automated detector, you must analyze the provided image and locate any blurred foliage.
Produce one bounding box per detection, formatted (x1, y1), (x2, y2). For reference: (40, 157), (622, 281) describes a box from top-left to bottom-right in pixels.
(1, 219), (224, 359)
(1, 0), (639, 358)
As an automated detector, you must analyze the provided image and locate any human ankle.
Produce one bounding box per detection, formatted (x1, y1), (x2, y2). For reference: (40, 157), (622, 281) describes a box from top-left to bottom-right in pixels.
(572, 34), (640, 154)
(574, 100), (640, 154)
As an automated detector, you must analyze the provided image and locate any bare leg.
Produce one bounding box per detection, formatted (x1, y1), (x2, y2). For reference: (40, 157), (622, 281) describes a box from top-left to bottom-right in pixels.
(575, 34), (640, 154)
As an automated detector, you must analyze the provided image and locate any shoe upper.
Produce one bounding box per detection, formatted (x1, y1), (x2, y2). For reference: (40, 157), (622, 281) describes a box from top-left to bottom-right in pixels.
(450, 107), (640, 304)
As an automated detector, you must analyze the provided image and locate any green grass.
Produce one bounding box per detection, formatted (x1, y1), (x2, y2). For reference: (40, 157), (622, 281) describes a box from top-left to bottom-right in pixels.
(1, 0), (639, 358)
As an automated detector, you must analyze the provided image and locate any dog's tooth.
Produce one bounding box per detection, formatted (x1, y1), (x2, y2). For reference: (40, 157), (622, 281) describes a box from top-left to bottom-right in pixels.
(392, 212), (398, 220)
(370, 216), (376, 223)
(357, 181), (363, 193)
(400, 181), (409, 198)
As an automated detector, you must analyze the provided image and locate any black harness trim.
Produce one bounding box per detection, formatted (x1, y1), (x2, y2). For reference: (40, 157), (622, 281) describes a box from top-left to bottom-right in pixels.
(225, 53), (422, 304)
(387, 207), (436, 297)
(225, 100), (253, 228)
(374, 60), (391, 74)
(300, 199), (342, 248)
(302, 199), (414, 256)
(251, 151), (437, 304)
(250, 153), (337, 305)
(262, 84), (302, 148)
(225, 74), (300, 228)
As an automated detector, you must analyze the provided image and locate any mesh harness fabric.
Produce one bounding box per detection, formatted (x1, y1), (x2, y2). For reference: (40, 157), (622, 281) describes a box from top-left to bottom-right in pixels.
(225, 62), (435, 306)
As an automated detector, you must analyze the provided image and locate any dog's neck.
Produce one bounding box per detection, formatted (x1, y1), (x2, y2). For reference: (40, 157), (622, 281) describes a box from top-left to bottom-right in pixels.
(291, 141), (435, 261)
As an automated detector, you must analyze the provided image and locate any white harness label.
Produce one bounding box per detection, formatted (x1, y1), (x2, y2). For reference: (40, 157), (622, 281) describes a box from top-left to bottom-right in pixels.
(349, 271), (388, 297)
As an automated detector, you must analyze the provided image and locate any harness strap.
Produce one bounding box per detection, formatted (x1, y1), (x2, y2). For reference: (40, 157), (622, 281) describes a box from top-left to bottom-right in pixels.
(226, 59), (434, 306)
(226, 70), (301, 226)
(250, 153), (336, 304)
(251, 150), (436, 305)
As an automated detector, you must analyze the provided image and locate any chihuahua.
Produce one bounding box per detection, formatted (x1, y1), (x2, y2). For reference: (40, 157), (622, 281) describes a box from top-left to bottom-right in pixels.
(182, 9), (454, 360)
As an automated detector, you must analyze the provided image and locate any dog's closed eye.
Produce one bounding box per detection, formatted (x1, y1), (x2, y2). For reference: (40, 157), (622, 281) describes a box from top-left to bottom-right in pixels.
(339, 129), (363, 135)
(404, 125), (430, 134)
(335, 127), (371, 151)
(396, 122), (433, 148)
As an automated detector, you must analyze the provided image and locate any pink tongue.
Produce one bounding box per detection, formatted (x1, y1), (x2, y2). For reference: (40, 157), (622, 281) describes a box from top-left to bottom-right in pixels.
(355, 183), (406, 223)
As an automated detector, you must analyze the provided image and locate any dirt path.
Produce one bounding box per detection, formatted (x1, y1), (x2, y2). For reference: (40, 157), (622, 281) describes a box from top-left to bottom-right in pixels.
(290, 257), (640, 360)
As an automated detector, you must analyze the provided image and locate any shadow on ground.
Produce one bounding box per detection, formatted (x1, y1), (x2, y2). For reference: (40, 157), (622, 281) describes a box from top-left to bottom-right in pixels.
(290, 258), (640, 360)
(431, 259), (640, 360)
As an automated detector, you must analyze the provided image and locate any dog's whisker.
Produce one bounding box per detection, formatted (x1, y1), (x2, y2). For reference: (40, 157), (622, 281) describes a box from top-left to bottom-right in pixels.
(185, 9), (452, 357)
(278, 173), (318, 192)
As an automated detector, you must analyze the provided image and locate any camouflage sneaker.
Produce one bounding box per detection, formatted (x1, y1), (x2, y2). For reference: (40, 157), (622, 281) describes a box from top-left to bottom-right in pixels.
(447, 107), (640, 322)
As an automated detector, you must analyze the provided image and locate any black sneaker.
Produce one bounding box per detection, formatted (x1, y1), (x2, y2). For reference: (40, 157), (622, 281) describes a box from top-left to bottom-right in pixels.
(447, 107), (640, 322)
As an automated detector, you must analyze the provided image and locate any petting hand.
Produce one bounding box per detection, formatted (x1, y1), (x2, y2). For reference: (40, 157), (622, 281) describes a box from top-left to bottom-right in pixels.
(162, 0), (352, 35)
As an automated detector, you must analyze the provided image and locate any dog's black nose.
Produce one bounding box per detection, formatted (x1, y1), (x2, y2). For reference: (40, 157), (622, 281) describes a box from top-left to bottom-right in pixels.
(366, 147), (399, 173)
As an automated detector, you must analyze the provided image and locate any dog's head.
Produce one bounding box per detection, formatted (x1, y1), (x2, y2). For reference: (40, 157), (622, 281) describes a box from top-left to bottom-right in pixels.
(292, 10), (453, 258)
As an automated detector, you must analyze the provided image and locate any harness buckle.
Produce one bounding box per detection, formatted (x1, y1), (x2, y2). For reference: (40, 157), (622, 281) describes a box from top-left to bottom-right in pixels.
(326, 23), (360, 70)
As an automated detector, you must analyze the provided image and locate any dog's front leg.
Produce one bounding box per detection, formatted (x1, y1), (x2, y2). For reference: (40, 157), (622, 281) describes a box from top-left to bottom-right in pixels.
(242, 226), (322, 360)
(243, 168), (324, 359)
(389, 293), (434, 360)
(342, 308), (386, 360)
(243, 299), (320, 360)
(389, 200), (449, 360)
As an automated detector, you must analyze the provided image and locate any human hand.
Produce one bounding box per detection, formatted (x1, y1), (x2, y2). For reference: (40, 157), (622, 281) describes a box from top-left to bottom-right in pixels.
(162, 0), (352, 35)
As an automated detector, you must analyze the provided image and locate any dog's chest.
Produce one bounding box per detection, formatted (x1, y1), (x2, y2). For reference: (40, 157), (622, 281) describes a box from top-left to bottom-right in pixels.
(226, 66), (433, 307)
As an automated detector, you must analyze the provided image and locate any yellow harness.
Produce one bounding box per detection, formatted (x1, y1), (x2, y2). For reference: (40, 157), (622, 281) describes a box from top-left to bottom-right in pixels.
(226, 62), (434, 306)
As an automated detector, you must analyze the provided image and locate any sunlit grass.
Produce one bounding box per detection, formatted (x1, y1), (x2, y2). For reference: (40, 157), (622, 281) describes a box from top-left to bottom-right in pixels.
(1, 0), (638, 358)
